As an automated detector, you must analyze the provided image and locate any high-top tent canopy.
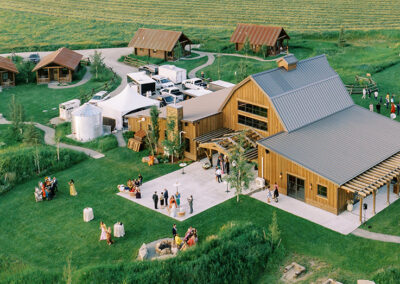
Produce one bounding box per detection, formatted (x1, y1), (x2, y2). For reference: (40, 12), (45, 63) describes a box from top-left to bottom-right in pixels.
(97, 84), (159, 130)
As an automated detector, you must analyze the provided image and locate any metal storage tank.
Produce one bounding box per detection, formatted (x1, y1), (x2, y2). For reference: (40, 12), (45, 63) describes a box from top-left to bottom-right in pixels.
(71, 103), (103, 142)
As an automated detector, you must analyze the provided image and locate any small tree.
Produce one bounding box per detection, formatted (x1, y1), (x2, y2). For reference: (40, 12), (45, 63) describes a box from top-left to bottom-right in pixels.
(90, 50), (106, 81)
(162, 117), (182, 163)
(16, 60), (36, 84)
(146, 106), (160, 156)
(224, 132), (254, 202)
(261, 44), (268, 59)
(8, 95), (25, 142)
(173, 44), (183, 60)
(23, 122), (40, 146)
(243, 36), (251, 56)
(268, 211), (281, 251)
(338, 26), (346, 47)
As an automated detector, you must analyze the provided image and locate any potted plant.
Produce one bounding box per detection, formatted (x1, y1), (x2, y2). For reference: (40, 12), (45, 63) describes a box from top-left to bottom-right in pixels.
(347, 199), (354, 212)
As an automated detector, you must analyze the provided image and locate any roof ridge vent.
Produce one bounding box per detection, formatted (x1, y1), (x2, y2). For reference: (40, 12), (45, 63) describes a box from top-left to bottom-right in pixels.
(277, 54), (298, 71)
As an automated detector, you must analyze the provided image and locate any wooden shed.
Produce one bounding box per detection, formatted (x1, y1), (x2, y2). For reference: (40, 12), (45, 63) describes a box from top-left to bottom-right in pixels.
(230, 23), (290, 56)
(128, 28), (191, 61)
(32, 47), (83, 84)
(0, 56), (18, 87)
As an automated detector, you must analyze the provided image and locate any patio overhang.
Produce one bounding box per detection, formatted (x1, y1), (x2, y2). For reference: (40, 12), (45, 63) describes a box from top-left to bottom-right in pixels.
(195, 128), (263, 161)
(340, 152), (400, 222)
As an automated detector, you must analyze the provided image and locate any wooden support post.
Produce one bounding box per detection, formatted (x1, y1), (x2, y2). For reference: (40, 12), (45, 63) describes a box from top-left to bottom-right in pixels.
(397, 175), (400, 198)
(387, 181), (390, 205)
(359, 197), (363, 223)
(373, 190), (376, 215)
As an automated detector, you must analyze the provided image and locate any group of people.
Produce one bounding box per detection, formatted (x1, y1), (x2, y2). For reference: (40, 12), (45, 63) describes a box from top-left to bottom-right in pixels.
(172, 224), (198, 250)
(35, 176), (58, 201)
(99, 221), (113, 246)
(266, 183), (280, 203)
(214, 154), (230, 183)
(152, 189), (194, 217)
(363, 90), (400, 119)
(117, 174), (143, 199)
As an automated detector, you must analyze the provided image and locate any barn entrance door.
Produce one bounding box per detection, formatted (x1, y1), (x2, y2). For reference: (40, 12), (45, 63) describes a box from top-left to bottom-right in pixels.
(287, 174), (305, 201)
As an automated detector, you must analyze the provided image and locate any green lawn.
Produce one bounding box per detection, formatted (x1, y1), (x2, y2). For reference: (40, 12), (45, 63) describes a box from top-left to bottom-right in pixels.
(364, 198), (400, 236)
(1, 147), (400, 282)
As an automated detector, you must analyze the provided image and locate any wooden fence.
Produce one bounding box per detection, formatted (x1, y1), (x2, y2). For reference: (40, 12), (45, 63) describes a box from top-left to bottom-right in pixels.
(80, 67), (119, 103)
(123, 56), (147, 67)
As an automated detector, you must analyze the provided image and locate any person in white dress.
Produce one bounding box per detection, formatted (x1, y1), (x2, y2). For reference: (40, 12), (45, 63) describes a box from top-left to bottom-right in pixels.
(99, 221), (107, 241)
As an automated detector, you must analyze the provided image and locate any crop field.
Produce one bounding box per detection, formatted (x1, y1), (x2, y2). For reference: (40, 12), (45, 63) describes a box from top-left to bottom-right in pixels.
(1, 0), (400, 52)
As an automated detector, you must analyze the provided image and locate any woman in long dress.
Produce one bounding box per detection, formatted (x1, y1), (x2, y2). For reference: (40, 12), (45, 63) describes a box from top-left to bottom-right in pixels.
(68, 179), (78, 196)
(99, 221), (107, 241)
(170, 196), (177, 217)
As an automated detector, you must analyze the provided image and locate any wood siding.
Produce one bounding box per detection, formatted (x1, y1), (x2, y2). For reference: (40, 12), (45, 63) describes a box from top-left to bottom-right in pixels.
(258, 145), (340, 214)
(221, 80), (285, 137)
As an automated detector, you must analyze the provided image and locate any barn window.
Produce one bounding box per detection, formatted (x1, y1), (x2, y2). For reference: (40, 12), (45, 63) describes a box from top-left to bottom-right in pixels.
(238, 114), (267, 131)
(238, 101), (268, 118)
(317, 185), (328, 198)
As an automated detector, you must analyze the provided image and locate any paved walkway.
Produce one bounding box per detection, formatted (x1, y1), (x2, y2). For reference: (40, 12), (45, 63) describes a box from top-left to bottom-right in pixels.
(48, 67), (92, 89)
(188, 51), (215, 78)
(251, 183), (400, 235)
(34, 123), (104, 159)
(352, 228), (400, 243)
(114, 131), (126, 147)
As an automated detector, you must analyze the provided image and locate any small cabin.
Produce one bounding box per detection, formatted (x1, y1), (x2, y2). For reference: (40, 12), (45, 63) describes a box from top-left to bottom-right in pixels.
(32, 47), (83, 84)
(230, 23), (290, 56)
(128, 28), (192, 61)
(0, 56), (18, 87)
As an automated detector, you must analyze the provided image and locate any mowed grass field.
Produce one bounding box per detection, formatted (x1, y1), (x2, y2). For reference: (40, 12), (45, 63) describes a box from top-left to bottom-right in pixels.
(1, 0), (400, 52)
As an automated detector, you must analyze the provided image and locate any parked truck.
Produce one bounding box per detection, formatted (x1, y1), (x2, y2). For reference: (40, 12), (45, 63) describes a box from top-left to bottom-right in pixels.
(127, 72), (156, 96)
(158, 65), (187, 84)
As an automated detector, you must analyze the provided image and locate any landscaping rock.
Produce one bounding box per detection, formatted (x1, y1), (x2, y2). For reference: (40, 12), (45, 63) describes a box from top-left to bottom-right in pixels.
(357, 281), (375, 284)
(138, 243), (148, 260)
(282, 262), (306, 281)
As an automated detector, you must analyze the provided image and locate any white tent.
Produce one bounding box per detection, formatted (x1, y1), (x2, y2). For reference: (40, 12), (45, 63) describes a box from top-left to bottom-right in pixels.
(97, 84), (159, 130)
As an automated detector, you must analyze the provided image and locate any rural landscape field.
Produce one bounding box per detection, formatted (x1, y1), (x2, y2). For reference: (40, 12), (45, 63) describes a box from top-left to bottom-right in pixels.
(2, 1), (400, 283)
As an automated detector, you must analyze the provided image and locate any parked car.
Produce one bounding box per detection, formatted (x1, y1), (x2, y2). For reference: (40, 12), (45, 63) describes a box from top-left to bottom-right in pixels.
(160, 87), (184, 102)
(28, 53), (40, 63)
(151, 75), (174, 89)
(182, 78), (207, 90)
(138, 64), (158, 76)
(158, 94), (177, 107)
(89, 91), (110, 105)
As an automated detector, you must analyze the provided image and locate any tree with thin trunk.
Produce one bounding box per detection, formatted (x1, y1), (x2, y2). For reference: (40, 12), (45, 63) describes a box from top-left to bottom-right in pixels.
(223, 132), (254, 202)
(162, 117), (183, 163)
(146, 106), (160, 156)
(90, 50), (105, 80)
(8, 95), (25, 142)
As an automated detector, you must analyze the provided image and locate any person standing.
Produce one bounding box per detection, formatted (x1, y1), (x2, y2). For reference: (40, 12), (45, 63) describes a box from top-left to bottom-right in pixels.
(362, 88), (366, 99)
(152, 191), (158, 209)
(391, 102), (396, 114)
(273, 183), (279, 203)
(397, 101), (400, 116)
(374, 91), (378, 100)
(164, 189), (169, 206)
(106, 227), (113, 246)
(175, 191), (181, 208)
(138, 173), (143, 186)
(99, 221), (107, 241)
(266, 186), (272, 203)
(224, 156), (230, 175)
(376, 102), (381, 114)
(68, 179), (77, 196)
(187, 195), (193, 214)
(172, 224), (177, 238)
(160, 192), (164, 208)
(386, 93), (390, 109)
(215, 167), (222, 183)
(369, 103), (373, 112)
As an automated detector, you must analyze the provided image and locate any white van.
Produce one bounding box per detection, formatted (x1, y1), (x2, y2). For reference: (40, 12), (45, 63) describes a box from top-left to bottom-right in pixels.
(151, 75), (174, 89)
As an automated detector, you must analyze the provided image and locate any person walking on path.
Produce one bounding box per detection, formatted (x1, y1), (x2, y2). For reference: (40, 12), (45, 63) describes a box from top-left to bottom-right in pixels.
(188, 195), (194, 214)
(164, 189), (169, 206)
(172, 224), (177, 238)
(68, 179), (77, 196)
(273, 183), (279, 203)
(215, 167), (222, 183)
(152, 191), (158, 209)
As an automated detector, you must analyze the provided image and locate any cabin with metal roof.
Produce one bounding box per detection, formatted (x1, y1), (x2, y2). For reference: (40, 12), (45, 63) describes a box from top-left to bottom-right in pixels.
(230, 23), (290, 56)
(32, 47), (83, 84)
(128, 28), (192, 61)
(0, 56), (18, 87)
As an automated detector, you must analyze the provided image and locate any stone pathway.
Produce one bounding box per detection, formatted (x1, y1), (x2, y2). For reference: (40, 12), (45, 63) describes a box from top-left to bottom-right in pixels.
(48, 67), (92, 89)
(352, 228), (400, 244)
(34, 123), (104, 159)
(113, 131), (126, 147)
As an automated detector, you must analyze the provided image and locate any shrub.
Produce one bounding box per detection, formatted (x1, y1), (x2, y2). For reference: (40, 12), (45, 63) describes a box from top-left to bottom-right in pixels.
(123, 131), (135, 143)
(74, 222), (282, 283)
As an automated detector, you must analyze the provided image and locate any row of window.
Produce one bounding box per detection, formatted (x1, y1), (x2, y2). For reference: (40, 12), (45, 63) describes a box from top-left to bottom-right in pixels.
(238, 101), (268, 118)
(238, 115), (268, 131)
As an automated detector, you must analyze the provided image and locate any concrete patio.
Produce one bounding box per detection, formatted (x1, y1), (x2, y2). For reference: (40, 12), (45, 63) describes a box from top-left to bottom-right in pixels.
(251, 183), (400, 235)
(118, 158), (237, 221)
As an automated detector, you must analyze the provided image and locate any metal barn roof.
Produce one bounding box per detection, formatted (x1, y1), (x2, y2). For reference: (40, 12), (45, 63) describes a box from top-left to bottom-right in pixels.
(128, 28), (191, 52)
(258, 105), (400, 185)
(252, 54), (354, 132)
(230, 23), (289, 46)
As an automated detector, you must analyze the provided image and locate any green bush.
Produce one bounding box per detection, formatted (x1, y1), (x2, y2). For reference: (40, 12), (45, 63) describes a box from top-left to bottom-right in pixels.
(0, 146), (87, 193)
(74, 222), (281, 283)
(123, 131), (135, 143)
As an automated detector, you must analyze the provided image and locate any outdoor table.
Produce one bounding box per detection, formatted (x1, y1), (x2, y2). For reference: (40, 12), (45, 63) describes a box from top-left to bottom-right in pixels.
(83, 207), (94, 222)
(179, 163), (187, 174)
(114, 223), (125, 237)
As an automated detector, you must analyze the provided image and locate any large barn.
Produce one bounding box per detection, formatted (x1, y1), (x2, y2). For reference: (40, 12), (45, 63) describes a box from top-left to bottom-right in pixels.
(230, 23), (290, 56)
(128, 54), (400, 216)
(128, 28), (191, 61)
(32, 47), (83, 84)
(0, 56), (18, 87)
